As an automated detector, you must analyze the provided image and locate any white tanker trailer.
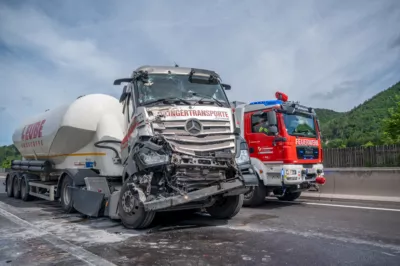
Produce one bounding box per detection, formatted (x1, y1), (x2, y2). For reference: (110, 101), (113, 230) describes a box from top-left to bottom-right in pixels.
(5, 65), (258, 229)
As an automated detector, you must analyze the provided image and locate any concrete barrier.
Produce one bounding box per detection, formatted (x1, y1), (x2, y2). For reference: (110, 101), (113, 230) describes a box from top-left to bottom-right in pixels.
(302, 167), (400, 202)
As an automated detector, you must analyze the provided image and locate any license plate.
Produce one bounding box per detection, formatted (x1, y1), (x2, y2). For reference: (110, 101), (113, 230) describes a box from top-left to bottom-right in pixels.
(306, 168), (316, 174)
(304, 148), (313, 155)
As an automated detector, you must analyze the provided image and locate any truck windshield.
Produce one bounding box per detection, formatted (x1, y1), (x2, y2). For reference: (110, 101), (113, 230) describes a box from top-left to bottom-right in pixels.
(136, 74), (230, 107)
(283, 113), (317, 137)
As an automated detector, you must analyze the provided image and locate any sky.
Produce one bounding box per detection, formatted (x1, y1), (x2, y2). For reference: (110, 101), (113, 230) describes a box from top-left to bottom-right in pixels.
(0, 0), (399, 145)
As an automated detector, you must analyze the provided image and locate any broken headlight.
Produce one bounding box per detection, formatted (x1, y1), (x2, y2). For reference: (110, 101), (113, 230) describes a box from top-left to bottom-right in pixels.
(235, 141), (251, 165)
(139, 151), (169, 165)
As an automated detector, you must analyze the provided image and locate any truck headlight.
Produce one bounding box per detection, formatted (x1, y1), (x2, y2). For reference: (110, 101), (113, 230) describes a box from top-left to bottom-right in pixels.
(139, 151), (169, 165)
(236, 142), (251, 165)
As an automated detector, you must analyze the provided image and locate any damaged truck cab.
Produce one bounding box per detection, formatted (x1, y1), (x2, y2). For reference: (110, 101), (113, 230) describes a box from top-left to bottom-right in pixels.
(7, 65), (257, 230)
(114, 66), (257, 228)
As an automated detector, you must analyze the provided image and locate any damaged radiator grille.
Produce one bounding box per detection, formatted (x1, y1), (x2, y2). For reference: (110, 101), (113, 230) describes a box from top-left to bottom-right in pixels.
(175, 169), (226, 191)
(154, 119), (235, 155)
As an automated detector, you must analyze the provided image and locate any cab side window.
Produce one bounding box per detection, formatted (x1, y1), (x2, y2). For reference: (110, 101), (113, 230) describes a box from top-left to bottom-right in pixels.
(251, 114), (275, 135)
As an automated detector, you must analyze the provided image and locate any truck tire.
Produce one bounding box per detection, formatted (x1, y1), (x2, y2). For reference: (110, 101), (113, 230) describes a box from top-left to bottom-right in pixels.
(6, 174), (14, 198)
(20, 177), (33, 202)
(118, 181), (155, 229)
(243, 180), (267, 207)
(206, 194), (244, 219)
(60, 175), (76, 213)
(13, 175), (21, 199)
(276, 191), (301, 201)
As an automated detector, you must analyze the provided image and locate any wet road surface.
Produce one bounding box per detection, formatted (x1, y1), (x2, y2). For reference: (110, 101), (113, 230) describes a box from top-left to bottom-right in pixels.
(0, 176), (399, 266)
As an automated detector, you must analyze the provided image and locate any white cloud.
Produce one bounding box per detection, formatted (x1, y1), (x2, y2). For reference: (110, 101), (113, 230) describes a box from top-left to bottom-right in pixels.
(0, 0), (399, 145)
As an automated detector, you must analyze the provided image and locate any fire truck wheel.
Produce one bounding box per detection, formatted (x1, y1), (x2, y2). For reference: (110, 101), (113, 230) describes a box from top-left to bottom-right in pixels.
(243, 180), (267, 207)
(276, 191), (301, 201)
(60, 175), (77, 213)
(118, 181), (155, 229)
(6, 174), (14, 198)
(13, 175), (21, 199)
(206, 194), (244, 219)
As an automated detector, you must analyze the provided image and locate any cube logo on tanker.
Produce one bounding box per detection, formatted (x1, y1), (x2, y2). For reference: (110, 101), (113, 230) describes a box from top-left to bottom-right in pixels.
(7, 65), (258, 230)
(232, 91), (326, 207)
(20, 119), (46, 148)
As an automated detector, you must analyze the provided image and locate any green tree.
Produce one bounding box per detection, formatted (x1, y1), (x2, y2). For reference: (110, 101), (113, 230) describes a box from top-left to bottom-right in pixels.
(1, 158), (11, 169)
(362, 141), (374, 147)
(382, 95), (400, 144)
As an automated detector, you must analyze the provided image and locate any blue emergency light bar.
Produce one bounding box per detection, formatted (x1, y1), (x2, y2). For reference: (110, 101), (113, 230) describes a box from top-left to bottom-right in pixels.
(249, 100), (283, 106)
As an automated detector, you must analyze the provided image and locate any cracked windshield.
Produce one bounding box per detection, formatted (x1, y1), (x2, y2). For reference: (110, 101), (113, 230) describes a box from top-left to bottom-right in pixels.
(137, 74), (229, 106)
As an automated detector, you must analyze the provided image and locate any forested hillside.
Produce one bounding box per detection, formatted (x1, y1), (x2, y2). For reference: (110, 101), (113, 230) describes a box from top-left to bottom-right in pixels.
(316, 81), (400, 148)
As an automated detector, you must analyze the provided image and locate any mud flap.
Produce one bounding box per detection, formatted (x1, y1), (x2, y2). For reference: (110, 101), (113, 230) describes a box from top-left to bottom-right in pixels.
(70, 187), (105, 217)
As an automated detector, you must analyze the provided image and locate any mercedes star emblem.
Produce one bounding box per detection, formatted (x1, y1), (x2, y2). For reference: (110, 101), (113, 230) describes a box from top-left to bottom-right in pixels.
(185, 119), (203, 135)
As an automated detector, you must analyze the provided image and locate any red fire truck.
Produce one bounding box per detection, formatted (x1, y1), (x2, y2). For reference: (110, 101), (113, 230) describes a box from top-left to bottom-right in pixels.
(232, 92), (326, 206)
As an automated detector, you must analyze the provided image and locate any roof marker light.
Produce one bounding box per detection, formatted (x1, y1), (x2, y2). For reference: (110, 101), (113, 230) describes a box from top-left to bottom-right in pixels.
(249, 100), (283, 106)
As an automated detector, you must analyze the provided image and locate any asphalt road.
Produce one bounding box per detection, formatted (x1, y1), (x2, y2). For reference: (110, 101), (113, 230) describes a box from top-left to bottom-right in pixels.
(0, 176), (399, 266)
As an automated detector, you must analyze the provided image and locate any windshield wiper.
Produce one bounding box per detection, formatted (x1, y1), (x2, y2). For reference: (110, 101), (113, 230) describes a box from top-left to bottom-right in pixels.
(191, 93), (224, 107)
(143, 97), (192, 106)
(291, 130), (316, 137)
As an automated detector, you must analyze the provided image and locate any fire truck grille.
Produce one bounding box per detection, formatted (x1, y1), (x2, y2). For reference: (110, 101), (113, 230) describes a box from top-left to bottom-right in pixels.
(154, 119), (235, 155)
(296, 146), (319, 160)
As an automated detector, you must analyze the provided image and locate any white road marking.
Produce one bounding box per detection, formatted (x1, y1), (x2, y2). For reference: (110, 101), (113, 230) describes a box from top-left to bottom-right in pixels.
(302, 202), (400, 212)
(0, 201), (117, 266)
(221, 224), (400, 253)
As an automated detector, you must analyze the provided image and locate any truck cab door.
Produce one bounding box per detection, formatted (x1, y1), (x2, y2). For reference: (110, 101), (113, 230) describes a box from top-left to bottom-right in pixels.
(244, 111), (280, 163)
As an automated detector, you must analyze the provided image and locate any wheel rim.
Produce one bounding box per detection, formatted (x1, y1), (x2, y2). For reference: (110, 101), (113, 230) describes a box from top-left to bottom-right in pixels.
(244, 187), (255, 200)
(63, 183), (71, 205)
(121, 190), (140, 214)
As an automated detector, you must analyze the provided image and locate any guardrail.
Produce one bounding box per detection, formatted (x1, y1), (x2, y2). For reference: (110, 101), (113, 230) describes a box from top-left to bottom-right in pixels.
(303, 167), (400, 202)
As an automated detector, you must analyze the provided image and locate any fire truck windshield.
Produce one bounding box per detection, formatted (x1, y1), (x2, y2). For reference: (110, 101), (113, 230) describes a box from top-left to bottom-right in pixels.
(136, 74), (229, 107)
(283, 113), (317, 137)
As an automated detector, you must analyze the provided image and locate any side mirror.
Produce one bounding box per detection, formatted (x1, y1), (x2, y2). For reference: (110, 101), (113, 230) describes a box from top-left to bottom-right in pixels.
(267, 110), (277, 126)
(267, 125), (278, 134)
(119, 86), (128, 103)
(114, 78), (133, 85)
(221, 83), (231, 90)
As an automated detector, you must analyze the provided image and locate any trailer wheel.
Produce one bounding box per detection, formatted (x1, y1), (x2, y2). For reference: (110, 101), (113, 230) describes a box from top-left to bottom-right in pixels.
(118, 181), (155, 229)
(21, 177), (33, 202)
(60, 175), (76, 213)
(6, 174), (14, 198)
(13, 175), (21, 199)
(243, 179), (267, 207)
(276, 191), (301, 201)
(206, 194), (244, 219)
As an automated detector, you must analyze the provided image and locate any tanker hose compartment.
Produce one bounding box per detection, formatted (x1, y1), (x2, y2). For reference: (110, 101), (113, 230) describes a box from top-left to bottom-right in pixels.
(94, 140), (122, 162)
